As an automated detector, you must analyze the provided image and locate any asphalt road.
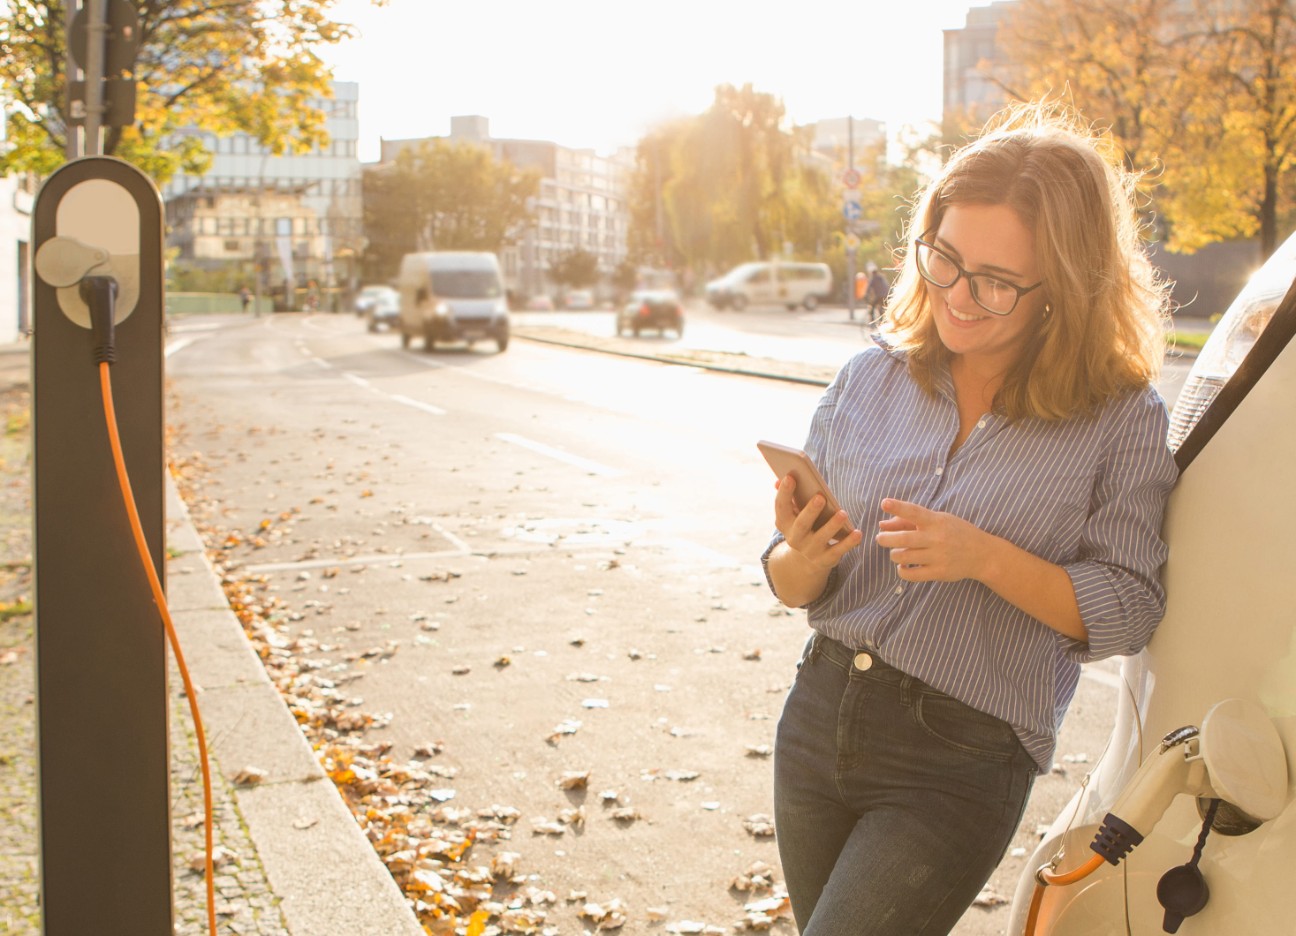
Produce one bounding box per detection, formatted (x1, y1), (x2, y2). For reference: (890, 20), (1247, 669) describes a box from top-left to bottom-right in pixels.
(164, 309), (1171, 935)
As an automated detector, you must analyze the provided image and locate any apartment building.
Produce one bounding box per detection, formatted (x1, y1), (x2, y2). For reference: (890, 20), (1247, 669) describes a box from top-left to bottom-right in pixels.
(943, 1), (1019, 121)
(161, 82), (363, 306)
(0, 102), (35, 343)
(380, 116), (633, 300)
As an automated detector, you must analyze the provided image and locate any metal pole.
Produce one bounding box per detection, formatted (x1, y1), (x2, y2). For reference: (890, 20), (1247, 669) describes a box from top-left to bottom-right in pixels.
(64, 1), (81, 160)
(82, 0), (107, 156)
(846, 115), (856, 322)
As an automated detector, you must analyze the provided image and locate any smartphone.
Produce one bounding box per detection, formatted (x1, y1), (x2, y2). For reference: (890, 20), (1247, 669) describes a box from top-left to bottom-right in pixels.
(757, 440), (853, 538)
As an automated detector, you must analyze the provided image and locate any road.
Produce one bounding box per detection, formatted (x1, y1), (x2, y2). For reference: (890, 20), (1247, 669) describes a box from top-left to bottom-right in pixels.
(165, 307), (1196, 935)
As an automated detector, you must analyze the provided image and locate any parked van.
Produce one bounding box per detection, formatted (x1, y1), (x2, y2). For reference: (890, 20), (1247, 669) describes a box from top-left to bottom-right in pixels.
(704, 261), (833, 311)
(397, 251), (509, 352)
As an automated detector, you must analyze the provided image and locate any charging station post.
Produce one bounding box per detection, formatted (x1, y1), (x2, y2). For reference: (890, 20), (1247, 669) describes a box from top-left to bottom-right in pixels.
(32, 156), (169, 933)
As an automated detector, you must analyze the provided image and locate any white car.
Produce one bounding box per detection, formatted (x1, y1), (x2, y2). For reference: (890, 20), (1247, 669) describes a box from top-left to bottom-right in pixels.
(1007, 232), (1296, 936)
(564, 289), (595, 311)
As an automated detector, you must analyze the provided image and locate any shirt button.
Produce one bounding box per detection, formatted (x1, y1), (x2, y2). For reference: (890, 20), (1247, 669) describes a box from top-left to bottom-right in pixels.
(894, 585), (904, 595)
(853, 652), (873, 671)
(934, 466), (944, 476)
(977, 420), (987, 429)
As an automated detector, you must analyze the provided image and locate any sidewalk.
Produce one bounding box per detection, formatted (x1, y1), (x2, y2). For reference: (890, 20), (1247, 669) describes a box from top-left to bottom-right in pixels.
(0, 341), (421, 936)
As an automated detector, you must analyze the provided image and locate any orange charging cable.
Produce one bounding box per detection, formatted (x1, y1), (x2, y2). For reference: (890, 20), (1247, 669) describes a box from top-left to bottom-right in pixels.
(100, 361), (217, 936)
(1024, 852), (1105, 936)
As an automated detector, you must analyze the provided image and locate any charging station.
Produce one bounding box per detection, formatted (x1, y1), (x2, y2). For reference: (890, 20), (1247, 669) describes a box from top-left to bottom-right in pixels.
(32, 156), (169, 933)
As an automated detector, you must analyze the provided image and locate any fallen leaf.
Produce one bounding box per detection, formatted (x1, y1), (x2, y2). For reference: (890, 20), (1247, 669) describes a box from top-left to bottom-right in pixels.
(742, 814), (776, 838)
(233, 766), (267, 785)
(558, 770), (591, 790)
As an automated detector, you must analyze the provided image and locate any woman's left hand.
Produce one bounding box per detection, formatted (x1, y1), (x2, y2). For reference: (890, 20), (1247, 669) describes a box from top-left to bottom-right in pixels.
(875, 498), (990, 583)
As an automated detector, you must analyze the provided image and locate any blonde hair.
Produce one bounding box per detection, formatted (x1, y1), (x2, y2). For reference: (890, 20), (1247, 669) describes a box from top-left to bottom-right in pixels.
(883, 103), (1170, 421)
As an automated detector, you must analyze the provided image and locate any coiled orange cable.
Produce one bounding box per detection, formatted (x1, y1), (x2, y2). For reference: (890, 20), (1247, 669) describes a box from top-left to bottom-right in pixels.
(100, 361), (217, 936)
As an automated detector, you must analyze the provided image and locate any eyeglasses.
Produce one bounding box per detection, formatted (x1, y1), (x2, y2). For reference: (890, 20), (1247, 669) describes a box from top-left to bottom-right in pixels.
(914, 238), (1043, 316)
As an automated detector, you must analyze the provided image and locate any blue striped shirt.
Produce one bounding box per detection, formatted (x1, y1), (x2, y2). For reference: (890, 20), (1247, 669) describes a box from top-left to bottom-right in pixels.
(763, 340), (1177, 774)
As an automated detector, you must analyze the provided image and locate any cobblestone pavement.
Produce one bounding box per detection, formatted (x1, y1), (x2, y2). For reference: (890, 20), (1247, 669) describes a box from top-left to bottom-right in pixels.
(0, 346), (288, 936)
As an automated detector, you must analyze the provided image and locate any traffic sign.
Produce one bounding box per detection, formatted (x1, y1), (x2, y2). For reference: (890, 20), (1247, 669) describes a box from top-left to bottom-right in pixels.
(843, 200), (862, 221)
(842, 168), (861, 189)
(69, 0), (140, 75)
(844, 233), (860, 250)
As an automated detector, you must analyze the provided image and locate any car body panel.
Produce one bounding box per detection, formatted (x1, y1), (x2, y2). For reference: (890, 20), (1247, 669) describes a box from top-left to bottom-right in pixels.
(396, 251), (509, 351)
(704, 261), (832, 311)
(617, 289), (684, 336)
(1008, 233), (1296, 935)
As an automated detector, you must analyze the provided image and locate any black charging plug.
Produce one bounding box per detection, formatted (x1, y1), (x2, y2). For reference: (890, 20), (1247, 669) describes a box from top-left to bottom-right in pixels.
(80, 276), (119, 365)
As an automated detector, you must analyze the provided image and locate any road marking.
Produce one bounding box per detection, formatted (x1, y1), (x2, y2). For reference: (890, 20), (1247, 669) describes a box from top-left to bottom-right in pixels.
(342, 372), (371, 389)
(165, 337), (196, 357)
(495, 432), (620, 476)
(391, 394), (446, 416)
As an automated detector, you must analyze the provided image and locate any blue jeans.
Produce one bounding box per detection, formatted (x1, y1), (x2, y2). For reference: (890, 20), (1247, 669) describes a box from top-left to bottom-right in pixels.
(774, 632), (1036, 935)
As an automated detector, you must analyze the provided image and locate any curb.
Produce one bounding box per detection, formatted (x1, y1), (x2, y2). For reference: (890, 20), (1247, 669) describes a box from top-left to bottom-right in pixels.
(512, 327), (838, 387)
(164, 479), (423, 936)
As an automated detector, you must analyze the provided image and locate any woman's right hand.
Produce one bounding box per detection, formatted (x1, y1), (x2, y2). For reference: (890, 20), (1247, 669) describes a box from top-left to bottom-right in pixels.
(774, 474), (863, 570)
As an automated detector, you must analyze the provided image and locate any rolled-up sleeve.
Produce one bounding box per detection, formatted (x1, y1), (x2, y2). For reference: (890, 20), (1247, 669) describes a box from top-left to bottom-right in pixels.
(1060, 391), (1178, 662)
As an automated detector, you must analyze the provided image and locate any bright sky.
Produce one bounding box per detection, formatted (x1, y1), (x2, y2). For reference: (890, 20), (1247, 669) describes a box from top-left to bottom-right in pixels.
(325, 0), (998, 163)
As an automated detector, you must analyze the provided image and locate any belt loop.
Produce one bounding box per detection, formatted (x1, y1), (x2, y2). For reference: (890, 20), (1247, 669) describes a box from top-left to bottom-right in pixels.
(899, 674), (914, 706)
(809, 630), (824, 664)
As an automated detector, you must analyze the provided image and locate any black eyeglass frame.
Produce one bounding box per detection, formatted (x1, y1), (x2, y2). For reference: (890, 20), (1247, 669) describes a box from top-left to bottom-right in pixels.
(913, 238), (1044, 317)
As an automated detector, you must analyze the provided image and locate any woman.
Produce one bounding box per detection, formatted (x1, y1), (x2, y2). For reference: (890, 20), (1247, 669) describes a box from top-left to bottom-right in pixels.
(763, 105), (1177, 935)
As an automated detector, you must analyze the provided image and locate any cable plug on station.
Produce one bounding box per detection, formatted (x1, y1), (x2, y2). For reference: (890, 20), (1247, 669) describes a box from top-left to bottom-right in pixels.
(80, 275), (119, 365)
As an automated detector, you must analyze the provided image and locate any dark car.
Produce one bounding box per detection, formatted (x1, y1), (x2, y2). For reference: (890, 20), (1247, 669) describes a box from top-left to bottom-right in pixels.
(617, 289), (684, 337)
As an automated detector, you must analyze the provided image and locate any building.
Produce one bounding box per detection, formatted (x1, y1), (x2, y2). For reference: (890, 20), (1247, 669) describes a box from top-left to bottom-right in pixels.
(807, 117), (886, 165)
(161, 81), (363, 308)
(943, 1), (1019, 122)
(380, 116), (633, 300)
(0, 103), (35, 343)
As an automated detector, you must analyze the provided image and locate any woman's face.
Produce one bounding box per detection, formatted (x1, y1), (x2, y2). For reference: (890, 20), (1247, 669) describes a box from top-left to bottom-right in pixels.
(924, 202), (1047, 374)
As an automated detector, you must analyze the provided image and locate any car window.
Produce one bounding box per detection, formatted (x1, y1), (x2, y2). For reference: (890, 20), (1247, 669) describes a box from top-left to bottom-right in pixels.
(431, 270), (502, 299)
(1169, 231), (1296, 450)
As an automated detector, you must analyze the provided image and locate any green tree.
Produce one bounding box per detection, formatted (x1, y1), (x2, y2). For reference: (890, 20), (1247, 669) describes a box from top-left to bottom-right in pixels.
(548, 248), (600, 293)
(361, 140), (538, 280)
(0, 0), (380, 181)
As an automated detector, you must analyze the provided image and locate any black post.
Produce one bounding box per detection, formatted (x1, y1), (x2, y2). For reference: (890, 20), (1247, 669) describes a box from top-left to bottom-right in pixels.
(32, 156), (170, 934)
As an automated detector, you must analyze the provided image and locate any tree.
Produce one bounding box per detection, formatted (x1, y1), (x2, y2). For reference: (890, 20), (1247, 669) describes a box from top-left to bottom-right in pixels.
(548, 249), (600, 293)
(0, 1), (380, 182)
(361, 140), (538, 280)
(992, 0), (1296, 257)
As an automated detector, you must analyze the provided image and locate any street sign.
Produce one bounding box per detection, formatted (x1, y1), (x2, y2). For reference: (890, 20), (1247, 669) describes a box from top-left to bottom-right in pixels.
(69, 0), (140, 75)
(844, 233), (860, 250)
(842, 168), (861, 189)
(843, 200), (862, 222)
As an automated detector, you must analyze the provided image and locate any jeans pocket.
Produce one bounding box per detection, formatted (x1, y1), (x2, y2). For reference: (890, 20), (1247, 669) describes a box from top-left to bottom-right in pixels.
(912, 691), (1021, 763)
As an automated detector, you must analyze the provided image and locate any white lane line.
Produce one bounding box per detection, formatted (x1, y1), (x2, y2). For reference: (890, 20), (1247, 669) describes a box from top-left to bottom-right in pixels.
(165, 337), (196, 357)
(494, 432), (620, 476)
(391, 394), (446, 416)
(342, 372), (371, 389)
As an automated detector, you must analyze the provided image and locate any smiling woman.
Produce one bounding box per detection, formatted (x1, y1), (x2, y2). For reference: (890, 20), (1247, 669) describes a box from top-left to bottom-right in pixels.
(761, 102), (1178, 936)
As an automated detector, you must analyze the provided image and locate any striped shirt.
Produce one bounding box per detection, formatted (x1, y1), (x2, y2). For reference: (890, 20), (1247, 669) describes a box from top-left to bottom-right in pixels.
(763, 340), (1177, 774)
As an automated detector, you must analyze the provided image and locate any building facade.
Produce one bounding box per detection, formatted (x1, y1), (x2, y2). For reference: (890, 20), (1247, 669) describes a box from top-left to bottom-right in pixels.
(162, 82), (363, 308)
(380, 116), (633, 301)
(0, 99), (35, 343)
(943, 1), (1019, 121)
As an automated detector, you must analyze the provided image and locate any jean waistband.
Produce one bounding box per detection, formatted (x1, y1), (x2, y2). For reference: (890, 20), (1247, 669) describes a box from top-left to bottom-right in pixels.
(810, 631), (905, 680)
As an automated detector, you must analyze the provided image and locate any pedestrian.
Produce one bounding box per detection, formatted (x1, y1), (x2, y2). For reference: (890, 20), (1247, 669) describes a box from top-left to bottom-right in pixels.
(866, 266), (890, 318)
(238, 285), (251, 313)
(762, 103), (1177, 935)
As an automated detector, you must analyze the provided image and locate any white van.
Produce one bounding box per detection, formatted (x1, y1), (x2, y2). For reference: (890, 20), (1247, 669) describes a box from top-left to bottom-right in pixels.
(704, 261), (833, 311)
(397, 251), (509, 352)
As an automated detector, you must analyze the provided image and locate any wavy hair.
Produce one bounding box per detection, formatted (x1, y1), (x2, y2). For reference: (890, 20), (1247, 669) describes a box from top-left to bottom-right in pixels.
(882, 103), (1170, 421)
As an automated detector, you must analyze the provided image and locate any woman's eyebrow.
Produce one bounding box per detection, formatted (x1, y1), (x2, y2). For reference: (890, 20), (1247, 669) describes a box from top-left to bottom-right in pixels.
(933, 234), (1027, 280)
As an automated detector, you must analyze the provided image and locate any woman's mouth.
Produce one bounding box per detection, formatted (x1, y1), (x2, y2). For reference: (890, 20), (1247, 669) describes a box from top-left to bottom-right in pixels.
(947, 302), (988, 324)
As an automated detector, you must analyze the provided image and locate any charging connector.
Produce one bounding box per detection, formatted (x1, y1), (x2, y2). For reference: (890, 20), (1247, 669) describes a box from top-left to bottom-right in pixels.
(80, 275), (119, 364)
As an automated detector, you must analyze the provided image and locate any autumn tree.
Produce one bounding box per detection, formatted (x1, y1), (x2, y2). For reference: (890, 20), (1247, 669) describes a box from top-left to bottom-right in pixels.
(361, 140), (538, 280)
(0, 1), (377, 182)
(547, 249), (600, 293)
(992, 0), (1296, 256)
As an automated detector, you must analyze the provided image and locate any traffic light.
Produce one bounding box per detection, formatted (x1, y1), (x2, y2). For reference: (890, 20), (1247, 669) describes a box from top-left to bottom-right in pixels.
(66, 0), (140, 128)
